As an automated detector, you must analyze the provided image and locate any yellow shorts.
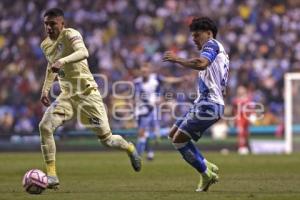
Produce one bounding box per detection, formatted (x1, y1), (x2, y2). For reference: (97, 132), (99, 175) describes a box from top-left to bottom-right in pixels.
(43, 88), (111, 140)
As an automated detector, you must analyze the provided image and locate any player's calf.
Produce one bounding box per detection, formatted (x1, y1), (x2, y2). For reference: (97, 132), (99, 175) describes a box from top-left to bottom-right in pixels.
(100, 134), (129, 150)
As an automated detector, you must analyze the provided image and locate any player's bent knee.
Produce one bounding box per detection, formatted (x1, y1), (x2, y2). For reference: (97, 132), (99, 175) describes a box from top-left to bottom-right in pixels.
(172, 132), (191, 146)
(168, 125), (178, 140)
(39, 121), (52, 135)
(100, 137), (112, 147)
(39, 121), (55, 146)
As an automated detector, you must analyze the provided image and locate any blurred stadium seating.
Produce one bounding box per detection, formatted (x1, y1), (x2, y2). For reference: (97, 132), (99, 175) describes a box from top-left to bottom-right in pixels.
(0, 0), (300, 142)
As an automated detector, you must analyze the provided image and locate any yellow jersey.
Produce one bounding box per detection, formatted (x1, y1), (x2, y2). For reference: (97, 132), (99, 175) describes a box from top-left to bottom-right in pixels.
(40, 28), (97, 96)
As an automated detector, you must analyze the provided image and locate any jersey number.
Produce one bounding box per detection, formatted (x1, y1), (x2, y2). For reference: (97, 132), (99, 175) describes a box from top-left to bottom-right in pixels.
(221, 64), (229, 87)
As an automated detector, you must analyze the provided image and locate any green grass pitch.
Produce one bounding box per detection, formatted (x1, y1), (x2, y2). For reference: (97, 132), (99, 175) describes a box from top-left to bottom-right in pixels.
(0, 151), (299, 200)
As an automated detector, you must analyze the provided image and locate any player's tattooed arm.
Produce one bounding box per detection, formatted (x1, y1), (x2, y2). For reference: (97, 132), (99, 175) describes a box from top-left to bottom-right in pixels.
(163, 51), (209, 71)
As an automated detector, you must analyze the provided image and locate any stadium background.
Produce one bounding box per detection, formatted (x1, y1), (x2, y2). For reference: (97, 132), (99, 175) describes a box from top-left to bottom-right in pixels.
(0, 0), (300, 151)
(1, 0), (300, 199)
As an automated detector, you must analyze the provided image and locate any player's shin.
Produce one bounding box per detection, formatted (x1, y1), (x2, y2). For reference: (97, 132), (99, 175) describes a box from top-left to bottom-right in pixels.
(39, 128), (57, 177)
(173, 141), (207, 173)
(145, 138), (154, 160)
(41, 143), (57, 176)
(136, 137), (147, 156)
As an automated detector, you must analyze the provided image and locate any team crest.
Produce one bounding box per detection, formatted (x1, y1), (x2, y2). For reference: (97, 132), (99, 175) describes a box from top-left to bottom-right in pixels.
(57, 42), (64, 53)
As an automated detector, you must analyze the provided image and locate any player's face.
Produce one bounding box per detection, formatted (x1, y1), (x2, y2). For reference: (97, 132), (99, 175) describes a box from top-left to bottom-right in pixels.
(192, 31), (211, 50)
(44, 16), (64, 40)
(141, 65), (151, 79)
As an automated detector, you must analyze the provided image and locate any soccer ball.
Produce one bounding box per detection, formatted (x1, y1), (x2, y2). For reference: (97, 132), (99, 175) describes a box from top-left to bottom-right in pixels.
(22, 169), (48, 194)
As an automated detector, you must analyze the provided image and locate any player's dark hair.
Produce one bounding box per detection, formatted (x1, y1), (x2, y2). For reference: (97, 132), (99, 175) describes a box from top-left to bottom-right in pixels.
(44, 8), (64, 18)
(189, 17), (218, 38)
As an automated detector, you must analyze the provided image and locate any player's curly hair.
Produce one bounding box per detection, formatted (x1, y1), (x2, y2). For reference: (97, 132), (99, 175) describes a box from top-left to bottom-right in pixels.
(44, 8), (64, 18)
(189, 17), (218, 38)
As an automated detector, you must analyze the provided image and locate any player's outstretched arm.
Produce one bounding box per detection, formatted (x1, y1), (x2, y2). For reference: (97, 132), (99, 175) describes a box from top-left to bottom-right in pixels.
(163, 76), (185, 84)
(163, 51), (209, 71)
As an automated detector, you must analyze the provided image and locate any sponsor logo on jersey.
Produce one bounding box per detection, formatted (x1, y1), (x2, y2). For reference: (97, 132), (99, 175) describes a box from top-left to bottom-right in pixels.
(203, 46), (214, 52)
(57, 43), (64, 53)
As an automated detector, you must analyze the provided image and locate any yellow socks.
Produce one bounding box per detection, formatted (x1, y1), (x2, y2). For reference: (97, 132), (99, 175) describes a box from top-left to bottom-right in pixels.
(127, 143), (135, 154)
(46, 161), (57, 177)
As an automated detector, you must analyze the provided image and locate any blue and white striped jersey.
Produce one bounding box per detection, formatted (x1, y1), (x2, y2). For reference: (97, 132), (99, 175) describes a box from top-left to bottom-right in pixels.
(196, 39), (229, 105)
(134, 73), (163, 116)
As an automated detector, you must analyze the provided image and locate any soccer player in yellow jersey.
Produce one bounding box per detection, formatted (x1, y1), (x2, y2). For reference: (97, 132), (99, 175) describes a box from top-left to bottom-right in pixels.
(39, 8), (141, 189)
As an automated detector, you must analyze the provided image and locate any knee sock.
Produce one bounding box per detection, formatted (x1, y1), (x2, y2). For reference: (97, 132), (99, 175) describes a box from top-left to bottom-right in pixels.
(173, 141), (207, 173)
(145, 138), (153, 153)
(136, 137), (146, 156)
(45, 160), (57, 177)
(40, 125), (57, 176)
(145, 138), (154, 159)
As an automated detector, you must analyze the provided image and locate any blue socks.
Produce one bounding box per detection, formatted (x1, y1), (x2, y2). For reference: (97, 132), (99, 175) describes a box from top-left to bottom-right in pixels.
(136, 138), (146, 155)
(176, 141), (207, 173)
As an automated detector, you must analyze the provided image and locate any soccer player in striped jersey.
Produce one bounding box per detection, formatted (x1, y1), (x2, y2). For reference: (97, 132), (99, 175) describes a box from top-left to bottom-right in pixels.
(134, 62), (183, 160)
(39, 8), (141, 189)
(163, 17), (229, 192)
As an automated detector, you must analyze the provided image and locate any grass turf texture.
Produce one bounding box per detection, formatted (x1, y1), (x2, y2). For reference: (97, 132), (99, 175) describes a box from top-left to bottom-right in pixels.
(0, 152), (299, 200)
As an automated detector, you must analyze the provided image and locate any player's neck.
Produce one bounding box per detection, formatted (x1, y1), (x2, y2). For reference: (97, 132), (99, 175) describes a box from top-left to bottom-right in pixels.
(142, 76), (149, 82)
(49, 28), (64, 41)
(49, 33), (60, 41)
(49, 36), (58, 41)
(205, 36), (214, 43)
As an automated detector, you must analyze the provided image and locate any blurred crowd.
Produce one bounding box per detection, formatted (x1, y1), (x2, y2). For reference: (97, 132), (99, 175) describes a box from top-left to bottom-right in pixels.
(0, 0), (300, 135)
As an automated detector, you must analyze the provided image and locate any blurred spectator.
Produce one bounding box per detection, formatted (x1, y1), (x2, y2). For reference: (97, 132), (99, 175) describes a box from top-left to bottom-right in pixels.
(233, 85), (252, 155)
(0, 0), (299, 135)
(0, 111), (14, 135)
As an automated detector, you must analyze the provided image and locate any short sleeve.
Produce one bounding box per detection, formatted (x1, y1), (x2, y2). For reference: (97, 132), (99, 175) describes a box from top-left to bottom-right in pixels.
(65, 29), (85, 48)
(200, 40), (219, 63)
